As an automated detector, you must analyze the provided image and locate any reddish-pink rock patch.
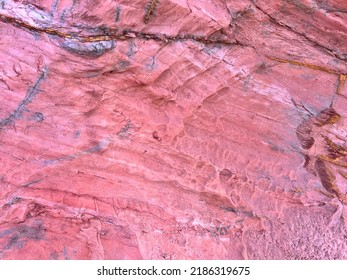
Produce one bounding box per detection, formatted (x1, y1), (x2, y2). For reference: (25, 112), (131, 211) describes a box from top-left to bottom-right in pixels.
(0, 0), (347, 259)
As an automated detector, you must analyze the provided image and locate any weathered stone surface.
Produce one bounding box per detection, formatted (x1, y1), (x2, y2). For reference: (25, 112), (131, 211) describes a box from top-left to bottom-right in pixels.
(0, 0), (347, 259)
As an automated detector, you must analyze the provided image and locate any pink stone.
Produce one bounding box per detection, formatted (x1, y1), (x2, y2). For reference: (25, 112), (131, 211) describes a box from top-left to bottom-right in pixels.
(0, 0), (347, 259)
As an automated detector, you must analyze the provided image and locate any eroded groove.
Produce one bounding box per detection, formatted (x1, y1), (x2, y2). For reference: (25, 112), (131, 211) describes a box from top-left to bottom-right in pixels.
(315, 158), (347, 204)
(323, 136), (347, 160)
(315, 158), (336, 195)
(267, 56), (343, 75)
(296, 121), (314, 150)
(296, 108), (341, 150)
(0, 13), (238, 46)
(314, 108), (341, 126)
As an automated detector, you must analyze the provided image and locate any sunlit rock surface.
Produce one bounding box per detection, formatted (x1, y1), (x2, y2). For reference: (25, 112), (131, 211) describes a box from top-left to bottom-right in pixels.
(1, 0), (347, 259)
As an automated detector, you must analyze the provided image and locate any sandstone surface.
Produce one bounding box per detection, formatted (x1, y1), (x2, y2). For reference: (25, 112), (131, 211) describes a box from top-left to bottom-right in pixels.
(1, 0), (347, 259)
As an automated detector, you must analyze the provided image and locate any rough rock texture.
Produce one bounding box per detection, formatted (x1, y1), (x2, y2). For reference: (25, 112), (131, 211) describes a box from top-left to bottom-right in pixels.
(1, 0), (347, 260)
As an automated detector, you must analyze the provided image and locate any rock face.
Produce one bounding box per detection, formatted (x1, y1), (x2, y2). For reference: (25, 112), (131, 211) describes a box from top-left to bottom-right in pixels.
(1, 0), (347, 259)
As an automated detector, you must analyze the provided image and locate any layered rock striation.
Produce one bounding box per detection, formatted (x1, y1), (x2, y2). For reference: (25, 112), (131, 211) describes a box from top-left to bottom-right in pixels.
(0, 0), (347, 259)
